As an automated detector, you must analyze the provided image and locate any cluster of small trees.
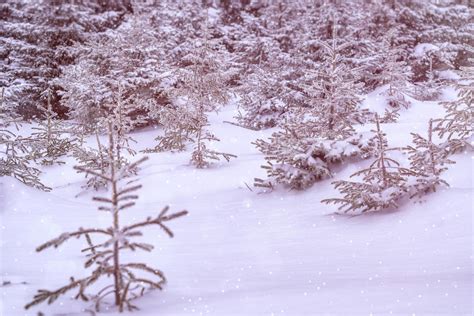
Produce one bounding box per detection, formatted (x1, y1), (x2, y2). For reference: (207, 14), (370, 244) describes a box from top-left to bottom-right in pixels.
(0, 0), (472, 313)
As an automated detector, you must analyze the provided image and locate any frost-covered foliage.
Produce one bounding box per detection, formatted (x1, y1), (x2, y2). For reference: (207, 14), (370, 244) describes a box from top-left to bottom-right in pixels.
(25, 123), (187, 313)
(410, 43), (454, 101)
(28, 90), (74, 165)
(322, 115), (409, 213)
(418, 3), (473, 70)
(230, 0), (472, 128)
(255, 128), (373, 190)
(436, 58), (473, 152)
(375, 30), (412, 109)
(232, 2), (305, 130)
(0, 88), (50, 190)
(405, 120), (454, 199)
(57, 10), (165, 129)
(73, 90), (138, 191)
(146, 6), (237, 168)
(0, 0), (129, 118)
(254, 28), (372, 190)
(323, 116), (457, 213)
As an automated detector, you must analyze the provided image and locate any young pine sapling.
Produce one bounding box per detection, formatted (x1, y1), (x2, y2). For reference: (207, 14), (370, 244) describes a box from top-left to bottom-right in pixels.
(29, 89), (74, 165)
(25, 123), (188, 312)
(322, 114), (410, 213)
(254, 24), (372, 190)
(146, 10), (236, 168)
(0, 88), (50, 190)
(436, 58), (473, 153)
(405, 119), (454, 198)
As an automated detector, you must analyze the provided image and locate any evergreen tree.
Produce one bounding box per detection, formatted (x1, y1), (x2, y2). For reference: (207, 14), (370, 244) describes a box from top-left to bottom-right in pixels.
(405, 119), (454, 198)
(0, 0), (129, 118)
(436, 57), (473, 152)
(322, 115), (409, 213)
(25, 123), (188, 313)
(29, 89), (74, 165)
(233, 1), (304, 130)
(411, 44), (446, 101)
(375, 30), (412, 109)
(73, 88), (138, 191)
(57, 8), (166, 129)
(254, 25), (371, 190)
(0, 88), (50, 190)
(146, 7), (237, 168)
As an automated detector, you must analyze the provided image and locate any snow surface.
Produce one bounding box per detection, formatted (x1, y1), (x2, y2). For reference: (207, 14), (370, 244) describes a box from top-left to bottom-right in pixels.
(413, 43), (439, 57)
(1, 92), (473, 315)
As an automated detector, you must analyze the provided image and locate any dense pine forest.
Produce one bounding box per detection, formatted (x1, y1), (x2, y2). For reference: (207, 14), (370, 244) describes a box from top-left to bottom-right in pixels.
(0, 0), (472, 315)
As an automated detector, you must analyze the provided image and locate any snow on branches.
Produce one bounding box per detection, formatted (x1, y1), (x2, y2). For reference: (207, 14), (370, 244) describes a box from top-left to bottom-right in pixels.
(322, 115), (410, 213)
(254, 25), (371, 190)
(322, 116), (455, 213)
(25, 123), (187, 313)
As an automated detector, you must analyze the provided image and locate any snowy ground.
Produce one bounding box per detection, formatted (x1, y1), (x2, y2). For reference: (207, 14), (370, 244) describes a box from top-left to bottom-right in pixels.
(1, 89), (472, 315)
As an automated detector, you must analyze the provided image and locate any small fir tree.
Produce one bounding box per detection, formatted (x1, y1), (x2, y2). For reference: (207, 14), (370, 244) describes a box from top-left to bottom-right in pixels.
(254, 25), (371, 190)
(146, 8), (236, 168)
(404, 119), (454, 198)
(0, 88), (50, 190)
(322, 115), (409, 213)
(436, 58), (473, 152)
(375, 30), (412, 109)
(411, 44), (449, 101)
(73, 89), (139, 191)
(25, 122), (188, 312)
(29, 89), (74, 165)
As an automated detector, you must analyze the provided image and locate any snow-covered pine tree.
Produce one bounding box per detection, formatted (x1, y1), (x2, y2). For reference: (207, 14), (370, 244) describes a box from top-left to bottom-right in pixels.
(235, 47), (297, 130)
(73, 88), (138, 191)
(233, 1), (304, 130)
(147, 7), (236, 168)
(58, 9), (166, 129)
(0, 0), (129, 118)
(72, 130), (111, 191)
(321, 114), (409, 213)
(254, 23), (371, 190)
(411, 44), (445, 101)
(436, 57), (473, 153)
(28, 89), (74, 165)
(0, 88), (50, 190)
(25, 122), (187, 313)
(419, 2), (473, 70)
(404, 119), (454, 199)
(375, 29), (412, 109)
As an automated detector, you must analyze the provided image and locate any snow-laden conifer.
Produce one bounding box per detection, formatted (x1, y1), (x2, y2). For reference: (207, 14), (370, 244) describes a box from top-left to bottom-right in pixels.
(29, 89), (74, 165)
(146, 8), (237, 168)
(375, 30), (412, 109)
(405, 120), (454, 198)
(73, 89), (138, 191)
(25, 122), (187, 312)
(254, 24), (371, 190)
(322, 114), (409, 212)
(0, 88), (50, 190)
(436, 57), (473, 152)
